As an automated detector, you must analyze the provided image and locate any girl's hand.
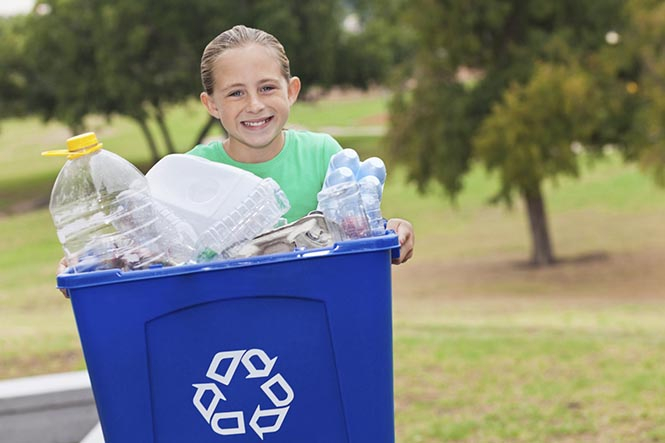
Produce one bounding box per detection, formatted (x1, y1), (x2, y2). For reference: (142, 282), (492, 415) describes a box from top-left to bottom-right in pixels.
(57, 257), (70, 298)
(386, 218), (415, 265)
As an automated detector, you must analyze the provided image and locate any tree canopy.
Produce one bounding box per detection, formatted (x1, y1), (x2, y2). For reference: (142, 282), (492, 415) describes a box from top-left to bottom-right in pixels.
(388, 0), (635, 265)
(0, 0), (360, 160)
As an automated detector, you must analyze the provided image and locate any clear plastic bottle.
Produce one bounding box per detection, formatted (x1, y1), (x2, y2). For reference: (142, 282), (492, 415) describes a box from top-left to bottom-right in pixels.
(323, 166), (355, 189)
(194, 178), (291, 262)
(43, 132), (196, 272)
(357, 157), (386, 190)
(358, 175), (385, 236)
(317, 181), (371, 240)
(327, 148), (360, 177)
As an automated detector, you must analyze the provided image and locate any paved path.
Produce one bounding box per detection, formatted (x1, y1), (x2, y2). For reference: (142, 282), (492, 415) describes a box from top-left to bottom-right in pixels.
(0, 371), (99, 443)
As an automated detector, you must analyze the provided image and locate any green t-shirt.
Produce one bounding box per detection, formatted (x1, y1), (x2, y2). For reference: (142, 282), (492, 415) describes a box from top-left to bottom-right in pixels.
(187, 129), (342, 223)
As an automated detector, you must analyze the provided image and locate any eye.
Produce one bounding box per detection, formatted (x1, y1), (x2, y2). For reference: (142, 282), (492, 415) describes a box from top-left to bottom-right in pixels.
(260, 85), (276, 93)
(227, 90), (243, 98)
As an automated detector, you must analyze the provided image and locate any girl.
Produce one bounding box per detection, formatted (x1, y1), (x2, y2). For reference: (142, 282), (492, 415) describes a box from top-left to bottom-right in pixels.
(189, 25), (414, 264)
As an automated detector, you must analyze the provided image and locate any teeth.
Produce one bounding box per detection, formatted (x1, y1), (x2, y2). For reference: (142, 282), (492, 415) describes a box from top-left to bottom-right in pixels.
(244, 118), (269, 127)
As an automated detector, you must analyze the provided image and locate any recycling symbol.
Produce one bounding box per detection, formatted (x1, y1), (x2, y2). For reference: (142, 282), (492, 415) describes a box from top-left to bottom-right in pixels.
(192, 349), (295, 439)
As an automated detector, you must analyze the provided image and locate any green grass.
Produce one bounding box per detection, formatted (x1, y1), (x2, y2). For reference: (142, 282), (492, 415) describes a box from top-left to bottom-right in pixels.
(0, 94), (388, 188)
(2, 92), (665, 442)
(393, 311), (665, 442)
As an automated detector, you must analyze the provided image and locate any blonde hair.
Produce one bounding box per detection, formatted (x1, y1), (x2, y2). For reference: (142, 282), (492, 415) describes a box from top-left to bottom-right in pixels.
(200, 25), (291, 95)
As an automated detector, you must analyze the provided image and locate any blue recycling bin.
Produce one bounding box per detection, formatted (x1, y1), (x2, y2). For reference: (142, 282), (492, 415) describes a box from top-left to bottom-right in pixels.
(58, 234), (400, 443)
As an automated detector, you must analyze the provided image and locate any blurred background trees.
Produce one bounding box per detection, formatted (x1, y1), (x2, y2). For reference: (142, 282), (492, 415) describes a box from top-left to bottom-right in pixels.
(387, 0), (636, 266)
(1, 0), (665, 265)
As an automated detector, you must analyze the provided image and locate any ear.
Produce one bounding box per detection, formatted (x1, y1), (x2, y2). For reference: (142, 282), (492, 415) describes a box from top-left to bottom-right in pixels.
(200, 92), (220, 119)
(287, 76), (301, 105)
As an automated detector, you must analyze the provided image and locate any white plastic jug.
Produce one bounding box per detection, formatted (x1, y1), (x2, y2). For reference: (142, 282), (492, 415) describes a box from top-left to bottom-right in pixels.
(146, 154), (264, 234)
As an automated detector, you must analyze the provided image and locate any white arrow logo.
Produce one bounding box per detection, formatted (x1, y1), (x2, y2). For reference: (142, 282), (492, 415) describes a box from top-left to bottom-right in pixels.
(242, 348), (277, 379)
(249, 405), (290, 440)
(211, 410), (245, 435)
(193, 348), (295, 438)
(206, 350), (244, 385)
(261, 373), (295, 407)
(192, 383), (225, 423)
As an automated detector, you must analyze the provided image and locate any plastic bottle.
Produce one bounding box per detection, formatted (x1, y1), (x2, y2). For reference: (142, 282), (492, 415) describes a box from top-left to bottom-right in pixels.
(323, 166), (356, 188)
(327, 148), (360, 177)
(357, 157), (386, 193)
(194, 178), (291, 262)
(43, 132), (196, 272)
(358, 175), (385, 236)
(317, 181), (371, 240)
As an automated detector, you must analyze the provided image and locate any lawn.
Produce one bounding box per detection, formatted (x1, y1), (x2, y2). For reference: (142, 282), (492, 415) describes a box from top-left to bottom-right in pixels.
(1, 91), (665, 442)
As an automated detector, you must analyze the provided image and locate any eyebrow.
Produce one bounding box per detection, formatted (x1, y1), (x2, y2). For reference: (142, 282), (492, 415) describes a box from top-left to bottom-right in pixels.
(221, 83), (245, 92)
(220, 78), (281, 92)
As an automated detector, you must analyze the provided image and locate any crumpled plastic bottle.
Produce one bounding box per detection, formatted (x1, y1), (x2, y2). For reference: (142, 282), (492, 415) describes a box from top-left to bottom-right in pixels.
(193, 177), (291, 262)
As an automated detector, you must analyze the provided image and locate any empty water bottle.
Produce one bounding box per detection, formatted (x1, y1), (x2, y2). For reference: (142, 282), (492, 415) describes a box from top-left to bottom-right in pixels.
(317, 181), (370, 240)
(318, 149), (390, 238)
(359, 175), (385, 236)
(357, 157), (387, 187)
(194, 178), (290, 262)
(43, 132), (196, 272)
(323, 166), (355, 188)
(327, 148), (360, 176)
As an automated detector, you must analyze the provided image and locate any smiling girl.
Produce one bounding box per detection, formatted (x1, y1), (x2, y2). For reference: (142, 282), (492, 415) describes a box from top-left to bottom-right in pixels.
(188, 25), (414, 264)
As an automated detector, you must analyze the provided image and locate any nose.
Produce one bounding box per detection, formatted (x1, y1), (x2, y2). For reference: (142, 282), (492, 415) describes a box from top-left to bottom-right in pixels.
(246, 92), (265, 113)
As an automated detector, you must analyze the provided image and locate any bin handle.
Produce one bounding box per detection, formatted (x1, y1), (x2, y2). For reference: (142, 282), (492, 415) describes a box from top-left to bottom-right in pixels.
(295, 232), (400, 260)
(297, 249), (332, 259)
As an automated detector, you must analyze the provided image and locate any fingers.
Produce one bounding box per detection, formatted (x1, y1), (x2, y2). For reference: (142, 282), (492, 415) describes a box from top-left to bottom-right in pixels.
(57, 256), (68, 274)
(57, 257), (70, 298)
(386, 218), (415, 265)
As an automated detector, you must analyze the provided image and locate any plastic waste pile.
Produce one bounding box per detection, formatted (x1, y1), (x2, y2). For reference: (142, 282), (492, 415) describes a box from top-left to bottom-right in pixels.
(145, 154), (291, 262)
(44, 135), (388, 274)
(317, 148), (387, 240)
(192, 177), (290, 262)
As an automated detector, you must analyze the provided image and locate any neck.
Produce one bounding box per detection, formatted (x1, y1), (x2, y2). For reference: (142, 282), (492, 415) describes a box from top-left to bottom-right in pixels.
(223, 131), (286, 163)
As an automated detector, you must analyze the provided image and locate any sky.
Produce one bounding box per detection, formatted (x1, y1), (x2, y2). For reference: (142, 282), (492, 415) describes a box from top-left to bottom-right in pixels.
(0, 0), (35, 17)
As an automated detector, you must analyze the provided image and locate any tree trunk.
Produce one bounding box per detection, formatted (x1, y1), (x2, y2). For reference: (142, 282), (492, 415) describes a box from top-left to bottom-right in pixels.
(134, 116), (161, 165)
(521, 185), (555, 266)
(154, 105), (176, 154)
(194, 116), (222, 146)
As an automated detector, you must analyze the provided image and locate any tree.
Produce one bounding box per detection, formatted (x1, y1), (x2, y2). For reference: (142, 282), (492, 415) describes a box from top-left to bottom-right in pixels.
(624, 0), (665, 184)
(93, 0), (229, 161)
(10, 0), (349, 158)
(20, 1), (105, 134)
(388, 0), (632, 266)
(333, 0), (417, 89)
(0, 16), (30, 120)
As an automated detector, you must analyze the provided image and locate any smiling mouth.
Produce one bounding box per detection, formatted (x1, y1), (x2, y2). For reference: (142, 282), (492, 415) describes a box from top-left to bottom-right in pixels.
(242, 116), (274, 128)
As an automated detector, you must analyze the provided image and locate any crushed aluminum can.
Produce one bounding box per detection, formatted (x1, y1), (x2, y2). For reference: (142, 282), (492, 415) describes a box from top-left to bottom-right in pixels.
(235, 211), (345, 258)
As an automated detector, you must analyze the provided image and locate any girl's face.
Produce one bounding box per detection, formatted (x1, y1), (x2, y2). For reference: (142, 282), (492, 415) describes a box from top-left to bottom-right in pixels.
(201, 44), (300, 163)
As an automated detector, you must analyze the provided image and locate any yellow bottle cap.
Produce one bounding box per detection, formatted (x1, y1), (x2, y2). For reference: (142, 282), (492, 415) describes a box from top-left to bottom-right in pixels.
(42, 132), (104, 159)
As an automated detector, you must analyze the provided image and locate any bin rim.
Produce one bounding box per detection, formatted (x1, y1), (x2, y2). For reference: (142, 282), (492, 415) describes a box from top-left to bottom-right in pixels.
(57, 232), (400, 290)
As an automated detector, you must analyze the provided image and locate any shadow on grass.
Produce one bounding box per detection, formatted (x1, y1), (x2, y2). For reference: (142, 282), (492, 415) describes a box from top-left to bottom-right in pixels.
(513, 250), (611, 270)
